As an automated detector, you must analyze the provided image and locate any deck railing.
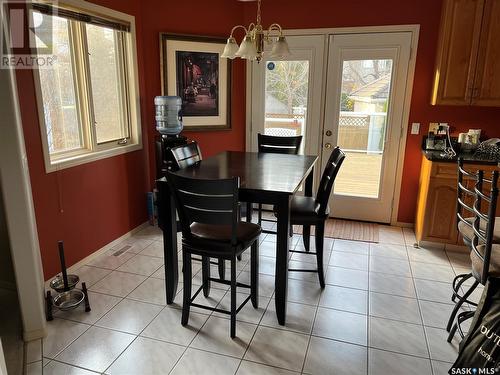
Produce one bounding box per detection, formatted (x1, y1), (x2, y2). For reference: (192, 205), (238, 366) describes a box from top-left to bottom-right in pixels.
(263, 111), (387, 152)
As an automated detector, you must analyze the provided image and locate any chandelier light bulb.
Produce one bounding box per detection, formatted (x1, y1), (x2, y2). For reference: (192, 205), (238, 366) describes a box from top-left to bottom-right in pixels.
(221, 0), (290, 63)
(270, 36), (291, 59)
(221, 37), (239, 59)
(235, 35), (258, 60)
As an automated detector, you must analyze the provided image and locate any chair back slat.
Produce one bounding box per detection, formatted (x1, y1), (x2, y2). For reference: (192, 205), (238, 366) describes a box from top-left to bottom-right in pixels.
(257, 134), (302, 155)
(456, 159), (479, 237)
(167, 172), (239, 244)
(471, 168), (499, 284)
(316, 147), (345, 215)
(184, 206), (234, 226)
(170, 142), (202, 170)
(177, 189), (235, 211)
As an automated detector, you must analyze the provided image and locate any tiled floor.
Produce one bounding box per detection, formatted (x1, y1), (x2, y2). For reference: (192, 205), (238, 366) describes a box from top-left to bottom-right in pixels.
(26, 222), (477, 375)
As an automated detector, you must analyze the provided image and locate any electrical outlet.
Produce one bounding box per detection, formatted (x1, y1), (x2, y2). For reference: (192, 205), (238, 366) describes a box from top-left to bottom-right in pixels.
(411, 122), (420, 135)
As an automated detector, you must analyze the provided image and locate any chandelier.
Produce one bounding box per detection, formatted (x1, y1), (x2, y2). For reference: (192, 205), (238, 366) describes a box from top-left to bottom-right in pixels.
(221, 0), (290, 62)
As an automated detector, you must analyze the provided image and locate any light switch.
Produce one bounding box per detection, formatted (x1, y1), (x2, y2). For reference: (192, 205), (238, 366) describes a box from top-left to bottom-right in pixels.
(411, 122), (420, 135)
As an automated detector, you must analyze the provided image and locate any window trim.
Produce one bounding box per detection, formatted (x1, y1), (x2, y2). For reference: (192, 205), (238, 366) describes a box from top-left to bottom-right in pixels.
(32, 0), (142, 173)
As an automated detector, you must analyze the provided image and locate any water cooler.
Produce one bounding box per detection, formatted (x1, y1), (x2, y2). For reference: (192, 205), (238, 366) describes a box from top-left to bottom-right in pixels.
(154, 96), (188, 178)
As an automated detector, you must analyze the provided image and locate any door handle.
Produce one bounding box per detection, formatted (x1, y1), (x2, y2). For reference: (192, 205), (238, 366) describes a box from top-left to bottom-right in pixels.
(325, 130), (332, 136)
(324, 143), (332, 149)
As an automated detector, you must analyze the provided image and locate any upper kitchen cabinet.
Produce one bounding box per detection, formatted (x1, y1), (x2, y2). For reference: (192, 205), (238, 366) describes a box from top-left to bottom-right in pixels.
(473, 0), (500, 106)
(431, 0), (500, 106)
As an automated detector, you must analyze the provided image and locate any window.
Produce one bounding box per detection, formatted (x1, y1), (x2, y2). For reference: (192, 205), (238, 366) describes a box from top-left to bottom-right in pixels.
(32, 2), (141, 171)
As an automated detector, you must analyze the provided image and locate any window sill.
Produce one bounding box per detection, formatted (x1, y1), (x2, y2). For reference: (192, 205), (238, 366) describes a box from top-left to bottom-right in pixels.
(44, 142), (142, 173)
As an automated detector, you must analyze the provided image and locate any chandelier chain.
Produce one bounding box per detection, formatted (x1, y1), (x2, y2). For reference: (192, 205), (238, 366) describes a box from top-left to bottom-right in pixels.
(257, 0), (262, 26)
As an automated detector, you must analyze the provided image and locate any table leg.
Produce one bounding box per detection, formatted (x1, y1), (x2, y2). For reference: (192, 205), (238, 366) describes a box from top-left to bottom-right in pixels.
(275, 195), (291, 325)
(158, 180), (178, 304)
(246, 202), (253, 222)
(305, 166), (314, 197)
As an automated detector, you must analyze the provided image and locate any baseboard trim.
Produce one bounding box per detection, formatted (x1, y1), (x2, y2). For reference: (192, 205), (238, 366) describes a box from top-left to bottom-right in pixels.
(45, 221), (150, 285)
(391, 221), (414, 228)
(444, 243), (469, 253)
(23, 327), (47, 342)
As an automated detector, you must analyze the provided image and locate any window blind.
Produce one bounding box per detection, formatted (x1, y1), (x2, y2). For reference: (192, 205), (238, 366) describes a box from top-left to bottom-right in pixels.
(31, 3), (131, 32)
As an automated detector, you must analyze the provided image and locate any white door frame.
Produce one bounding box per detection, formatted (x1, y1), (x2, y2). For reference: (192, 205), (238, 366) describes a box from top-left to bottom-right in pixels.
(248, 35), (326, 158)
(246, 24), (419, 226)
(325, 32), (412, 223)
(0, 25), (47, 341)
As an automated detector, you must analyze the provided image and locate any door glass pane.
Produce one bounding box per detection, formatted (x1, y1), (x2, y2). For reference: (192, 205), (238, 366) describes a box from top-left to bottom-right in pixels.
(35, 13), (83, 154)
(334, 59), (393, 198)
(86, 24), (128, 144)
(264, 60), (309, 152)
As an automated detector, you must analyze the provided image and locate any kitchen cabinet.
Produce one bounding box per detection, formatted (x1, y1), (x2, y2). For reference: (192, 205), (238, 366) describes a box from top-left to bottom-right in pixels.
(415, 156), (499, 246)
(431, 0), (500, 106)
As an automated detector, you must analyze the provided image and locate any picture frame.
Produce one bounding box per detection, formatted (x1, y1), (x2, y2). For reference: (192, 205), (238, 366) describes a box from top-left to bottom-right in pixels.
(160, 33), (232, 131)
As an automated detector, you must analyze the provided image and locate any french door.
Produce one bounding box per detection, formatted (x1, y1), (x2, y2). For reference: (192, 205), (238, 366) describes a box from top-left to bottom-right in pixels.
(324, 32), (412, 223)
(249, 35), (326, 157)
(249, 31), (413, 223)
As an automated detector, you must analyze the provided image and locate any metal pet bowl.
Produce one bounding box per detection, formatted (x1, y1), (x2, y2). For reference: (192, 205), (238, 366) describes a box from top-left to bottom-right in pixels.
(50, 274), (79, 293)
(52, 289), (85, 311)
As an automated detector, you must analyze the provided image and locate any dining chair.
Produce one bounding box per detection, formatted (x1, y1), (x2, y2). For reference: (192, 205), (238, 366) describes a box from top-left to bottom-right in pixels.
(448, 164), (500, 342)
(169, 141), (226, 279)
(167, 172), (261, 338)
(256, 133), (303, 233)
(289, 146), (345, 288)
(170, 141), (202, 170)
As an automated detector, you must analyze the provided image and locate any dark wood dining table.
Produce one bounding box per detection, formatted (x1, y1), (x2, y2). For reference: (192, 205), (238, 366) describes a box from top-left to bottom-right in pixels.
(157, 151), (318, 325)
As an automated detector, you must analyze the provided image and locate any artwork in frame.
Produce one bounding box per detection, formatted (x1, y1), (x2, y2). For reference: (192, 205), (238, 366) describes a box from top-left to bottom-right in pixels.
(160, 33), (232, 131)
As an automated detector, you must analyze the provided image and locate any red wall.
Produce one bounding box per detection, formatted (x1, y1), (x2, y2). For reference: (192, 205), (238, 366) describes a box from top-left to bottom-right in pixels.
(17, 0), (246, 279)
(242, 0), (500, 223)
(140, 0), (247, 183)
(16, 0), (151, 279)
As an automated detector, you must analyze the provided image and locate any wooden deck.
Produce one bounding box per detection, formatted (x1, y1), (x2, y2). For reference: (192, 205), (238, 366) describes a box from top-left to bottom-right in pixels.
(334, 152), (383, 198)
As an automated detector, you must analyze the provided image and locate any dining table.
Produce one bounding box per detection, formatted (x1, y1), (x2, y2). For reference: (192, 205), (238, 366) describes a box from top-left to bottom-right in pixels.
(157, 150), (318, 325)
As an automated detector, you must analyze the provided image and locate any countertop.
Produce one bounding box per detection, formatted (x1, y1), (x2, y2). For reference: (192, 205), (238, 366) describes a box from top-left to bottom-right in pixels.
(422, 149), (499, 165)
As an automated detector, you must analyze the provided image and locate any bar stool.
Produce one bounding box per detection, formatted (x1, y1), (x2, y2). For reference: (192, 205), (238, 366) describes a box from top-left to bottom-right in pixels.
(289, 147), (345, 287)
(448, 166), (500, 341)
(167, 172), (261, 338)
(169, 142), (226, 279)
(256, 133), (303, 234)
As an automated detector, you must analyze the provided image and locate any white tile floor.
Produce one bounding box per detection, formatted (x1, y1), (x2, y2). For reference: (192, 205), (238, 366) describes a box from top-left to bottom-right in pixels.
(26, 222), (478, 375)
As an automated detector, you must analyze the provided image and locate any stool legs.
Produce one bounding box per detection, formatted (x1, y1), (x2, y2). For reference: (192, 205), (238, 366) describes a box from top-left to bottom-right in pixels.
(230, 257), (237, 338)
(202, 256), (211, 298)
(181, 251), (192, 326)
(315, 223), (326, 289)
(448, 310), (475, 343)
(218, 258), (225, 281)
(446, 279), (479, 332)
(302, 225), (311, 252)
(451, 273), (473, 303)
(251, 241), (259, 308)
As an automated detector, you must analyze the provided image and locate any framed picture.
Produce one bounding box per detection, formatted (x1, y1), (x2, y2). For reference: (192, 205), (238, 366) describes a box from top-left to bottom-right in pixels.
(160, 33), (232, 131)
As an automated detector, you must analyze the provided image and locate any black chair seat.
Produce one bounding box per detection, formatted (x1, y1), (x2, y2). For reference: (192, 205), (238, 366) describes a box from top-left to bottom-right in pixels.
(189, 222), (261, 249)
(290, 196), (329, 225)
